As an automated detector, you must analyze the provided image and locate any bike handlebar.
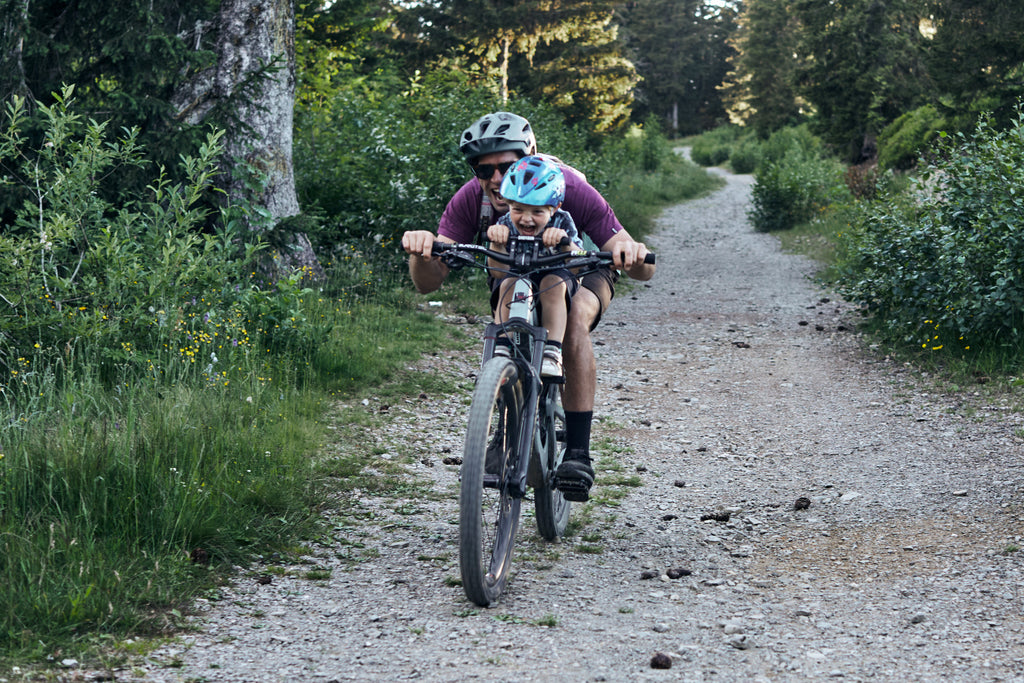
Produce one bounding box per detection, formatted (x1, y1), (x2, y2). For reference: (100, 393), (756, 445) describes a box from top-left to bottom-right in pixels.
(431, 236), (655, 275)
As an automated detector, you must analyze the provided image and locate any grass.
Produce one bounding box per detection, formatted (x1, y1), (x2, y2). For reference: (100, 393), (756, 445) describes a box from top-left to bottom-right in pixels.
(0, 266), (456, 665)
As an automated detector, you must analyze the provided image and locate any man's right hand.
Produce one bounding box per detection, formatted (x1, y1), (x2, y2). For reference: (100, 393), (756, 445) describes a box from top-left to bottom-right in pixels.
(401, 230), (438, 260)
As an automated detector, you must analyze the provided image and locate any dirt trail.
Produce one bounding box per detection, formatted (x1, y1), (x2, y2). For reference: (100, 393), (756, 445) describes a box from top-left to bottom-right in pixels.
(126, 163), (1024, 683)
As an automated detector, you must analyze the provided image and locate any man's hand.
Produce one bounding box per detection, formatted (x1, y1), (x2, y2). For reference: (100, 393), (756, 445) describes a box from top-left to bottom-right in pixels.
(604, 233), (655, 281)
(402, 230), (438, 260)
(402, 231), (454, 294)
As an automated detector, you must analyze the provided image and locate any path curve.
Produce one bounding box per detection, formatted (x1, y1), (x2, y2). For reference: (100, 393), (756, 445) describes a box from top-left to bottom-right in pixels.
(131, 163), (1024, 682)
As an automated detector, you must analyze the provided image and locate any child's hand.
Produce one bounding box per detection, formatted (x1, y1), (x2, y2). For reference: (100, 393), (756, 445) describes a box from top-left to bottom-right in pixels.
(543, 228), (569, 249)
(487, 223), (510, 246)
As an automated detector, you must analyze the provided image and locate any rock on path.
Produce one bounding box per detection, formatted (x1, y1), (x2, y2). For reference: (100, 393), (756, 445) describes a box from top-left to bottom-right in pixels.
(124, 162), (1024, 683)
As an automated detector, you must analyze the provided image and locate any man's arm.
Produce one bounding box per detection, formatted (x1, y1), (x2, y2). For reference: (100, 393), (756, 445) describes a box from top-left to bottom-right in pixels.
(601, 230), (656, 281)
(402, 231), (456, 294)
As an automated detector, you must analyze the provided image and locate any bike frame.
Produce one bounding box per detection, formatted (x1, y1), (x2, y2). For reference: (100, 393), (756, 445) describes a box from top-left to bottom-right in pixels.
(481, 271), (550, 499)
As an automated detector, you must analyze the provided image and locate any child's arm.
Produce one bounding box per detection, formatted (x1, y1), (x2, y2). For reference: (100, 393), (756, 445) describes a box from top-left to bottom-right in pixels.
(541, 228), (571, 251)
(486, 223), (510, 279)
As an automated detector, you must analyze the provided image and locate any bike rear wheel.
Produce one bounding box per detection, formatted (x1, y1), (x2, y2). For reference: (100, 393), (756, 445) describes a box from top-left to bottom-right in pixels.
(459, 357), (523, 606)
(534, 386), (571, 540)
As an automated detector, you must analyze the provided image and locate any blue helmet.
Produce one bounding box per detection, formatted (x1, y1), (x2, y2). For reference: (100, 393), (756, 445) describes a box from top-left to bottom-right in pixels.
(499, 156), (565, 207)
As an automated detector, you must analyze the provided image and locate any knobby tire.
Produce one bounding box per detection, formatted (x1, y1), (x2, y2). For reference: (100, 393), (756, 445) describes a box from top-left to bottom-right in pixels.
(459, 357), (523, 606)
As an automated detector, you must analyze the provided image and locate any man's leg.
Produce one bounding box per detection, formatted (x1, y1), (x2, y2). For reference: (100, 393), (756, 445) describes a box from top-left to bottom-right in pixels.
(555, 287), (601, 501)
(563, 287), (599, 413)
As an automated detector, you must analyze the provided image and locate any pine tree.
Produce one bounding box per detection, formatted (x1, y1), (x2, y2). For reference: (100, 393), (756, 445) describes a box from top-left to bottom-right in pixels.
(621, 0), (737, 135)
(396, 0), (638, 132)
(720, 0), (803, 136)
(925, 0), (1024, 127)
(792, 0), (929, 161)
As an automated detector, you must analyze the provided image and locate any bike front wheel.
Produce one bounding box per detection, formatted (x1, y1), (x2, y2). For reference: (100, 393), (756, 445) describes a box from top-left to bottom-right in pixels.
(459, 357), (523, 607)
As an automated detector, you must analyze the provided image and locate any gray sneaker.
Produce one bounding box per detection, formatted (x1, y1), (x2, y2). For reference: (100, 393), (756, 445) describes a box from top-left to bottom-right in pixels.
(541, 347), (563, 378)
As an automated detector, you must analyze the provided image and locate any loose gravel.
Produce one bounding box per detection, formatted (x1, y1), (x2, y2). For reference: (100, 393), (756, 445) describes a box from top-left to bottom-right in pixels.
(105, 162), (1024, 682)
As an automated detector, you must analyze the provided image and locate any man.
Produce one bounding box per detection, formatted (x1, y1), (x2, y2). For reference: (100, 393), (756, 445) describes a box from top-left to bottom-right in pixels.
(401, 112), (655, 501)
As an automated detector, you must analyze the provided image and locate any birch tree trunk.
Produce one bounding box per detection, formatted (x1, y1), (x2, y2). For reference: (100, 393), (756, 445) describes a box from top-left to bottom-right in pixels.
(173, 0), (323, 282)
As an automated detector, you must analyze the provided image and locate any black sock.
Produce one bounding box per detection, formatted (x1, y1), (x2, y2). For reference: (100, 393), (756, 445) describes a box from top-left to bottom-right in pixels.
(565, 410), (593, 454)
(546, 340), (562, 350)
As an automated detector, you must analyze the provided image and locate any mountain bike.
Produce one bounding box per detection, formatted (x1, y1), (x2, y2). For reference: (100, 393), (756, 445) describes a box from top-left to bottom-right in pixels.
(432, 236), (655, 606)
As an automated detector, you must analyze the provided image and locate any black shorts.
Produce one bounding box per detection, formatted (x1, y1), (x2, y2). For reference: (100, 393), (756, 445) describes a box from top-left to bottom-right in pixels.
(579, 266), (617, 330)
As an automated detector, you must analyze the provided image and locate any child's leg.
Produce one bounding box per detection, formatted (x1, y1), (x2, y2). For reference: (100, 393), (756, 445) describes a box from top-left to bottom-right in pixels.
(495, 278), (516, 323)
(538, 274), (567, 343)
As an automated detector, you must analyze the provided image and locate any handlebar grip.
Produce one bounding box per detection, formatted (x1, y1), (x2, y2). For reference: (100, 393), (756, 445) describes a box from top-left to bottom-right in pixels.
(644, 253), (656, 265)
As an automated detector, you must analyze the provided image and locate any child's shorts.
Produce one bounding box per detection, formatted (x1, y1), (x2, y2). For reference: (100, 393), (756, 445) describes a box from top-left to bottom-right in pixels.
(490, 268), (580, 317)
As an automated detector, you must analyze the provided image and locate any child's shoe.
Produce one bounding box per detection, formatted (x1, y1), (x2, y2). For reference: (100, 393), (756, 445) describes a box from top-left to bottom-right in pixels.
(541, 346), (563, 378)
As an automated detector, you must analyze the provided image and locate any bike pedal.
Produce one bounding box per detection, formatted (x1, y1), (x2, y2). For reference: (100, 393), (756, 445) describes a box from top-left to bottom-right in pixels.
(482, 474), (500, 489)
(554, 477), (591, 502)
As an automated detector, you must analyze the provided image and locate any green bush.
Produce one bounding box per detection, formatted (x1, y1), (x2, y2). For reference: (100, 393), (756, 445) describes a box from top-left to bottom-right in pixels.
(757, 124), (822, 170)
(748, 127), (851, 232)
(689, 125), (742, 167)
(729, 137), (762, 174)
(0, 89), (329, 384)
(838, 107), (1024, 350)
(293, 80), (600, 268)
(877, 104), (946, 170)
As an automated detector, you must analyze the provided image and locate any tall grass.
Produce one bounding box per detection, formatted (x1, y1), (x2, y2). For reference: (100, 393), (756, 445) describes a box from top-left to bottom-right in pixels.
(0, 278), (447, 656)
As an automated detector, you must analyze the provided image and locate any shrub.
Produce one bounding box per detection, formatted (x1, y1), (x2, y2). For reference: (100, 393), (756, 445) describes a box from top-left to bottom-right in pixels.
(689, 125), (742, 167)
(758, 124), (822, 170)
(0, 88), (323, 384)
(877, 104), (946, 170)
(729, 137), (762, 174)
(838, 106), (1024, 350)
(748, 127), (851, 232)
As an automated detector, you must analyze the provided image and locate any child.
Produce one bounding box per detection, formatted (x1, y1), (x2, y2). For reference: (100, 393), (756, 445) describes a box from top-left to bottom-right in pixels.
(485, 155), (583, 378)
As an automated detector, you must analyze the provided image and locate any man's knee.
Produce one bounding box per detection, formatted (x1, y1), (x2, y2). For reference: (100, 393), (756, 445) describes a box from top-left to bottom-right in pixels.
(568, 288), (600, 332)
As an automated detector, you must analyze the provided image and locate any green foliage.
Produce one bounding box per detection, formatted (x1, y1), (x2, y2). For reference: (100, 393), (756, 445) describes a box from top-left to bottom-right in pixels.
(729, 137), (761, 174)
(390, 0), (637, 134)
(926, 0), (1024, 129)
(748, 126), (851, 232)
(0, 92), (457, 656)
(689, 125), (742, 166)
(838, 106), (1024, 352)
(792, 0), (929, 162)
(877, 104), (947, 170)
(0, 89), (327, 380)
(294, 79), (602, 264)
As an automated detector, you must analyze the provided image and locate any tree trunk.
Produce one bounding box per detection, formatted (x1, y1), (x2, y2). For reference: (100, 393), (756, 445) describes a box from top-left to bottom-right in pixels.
(172, 0), (323, 282)
(0, 0), (32, 104)
(499, 36), (510, 104)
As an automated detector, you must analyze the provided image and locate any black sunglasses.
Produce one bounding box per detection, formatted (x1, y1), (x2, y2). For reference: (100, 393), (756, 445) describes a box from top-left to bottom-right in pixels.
(471, 161), (516, 180)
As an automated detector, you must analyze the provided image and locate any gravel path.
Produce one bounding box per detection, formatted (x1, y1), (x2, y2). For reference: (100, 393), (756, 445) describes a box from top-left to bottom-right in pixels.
(126, 163), (1024, 682)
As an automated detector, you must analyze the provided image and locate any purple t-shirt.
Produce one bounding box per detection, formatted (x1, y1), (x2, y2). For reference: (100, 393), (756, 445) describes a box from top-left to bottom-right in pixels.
(438, 168), (623, 249)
